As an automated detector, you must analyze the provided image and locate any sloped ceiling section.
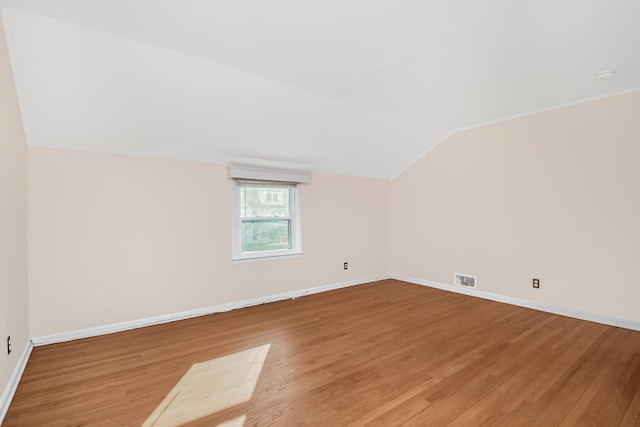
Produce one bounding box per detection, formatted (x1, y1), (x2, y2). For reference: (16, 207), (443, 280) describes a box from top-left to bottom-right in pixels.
(1, 0), (639, 179)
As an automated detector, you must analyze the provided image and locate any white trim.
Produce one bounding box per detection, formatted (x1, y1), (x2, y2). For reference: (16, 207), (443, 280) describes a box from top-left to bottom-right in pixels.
(0, 340), (33, 424)
(31, 275), (389, 346)
(392, 274), (640, 331)
(390, 87), (640, 181)
(227, 165), (311, 184)
(232, 180), (302, 261)
(232, 252), (303, 264)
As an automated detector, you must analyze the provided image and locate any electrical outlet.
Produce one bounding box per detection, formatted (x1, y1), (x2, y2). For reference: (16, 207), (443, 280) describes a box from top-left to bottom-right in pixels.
(533, 278), (540, 289)
(344, 262), (348, 270)
(7, 335), (11, 355)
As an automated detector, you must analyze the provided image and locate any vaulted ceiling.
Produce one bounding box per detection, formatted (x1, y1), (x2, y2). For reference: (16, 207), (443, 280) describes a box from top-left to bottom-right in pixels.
(2, 0), (639, 178)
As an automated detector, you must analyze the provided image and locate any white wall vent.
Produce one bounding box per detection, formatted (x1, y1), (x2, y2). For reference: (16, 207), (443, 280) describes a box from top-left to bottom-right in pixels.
(454, 273), (477, 289)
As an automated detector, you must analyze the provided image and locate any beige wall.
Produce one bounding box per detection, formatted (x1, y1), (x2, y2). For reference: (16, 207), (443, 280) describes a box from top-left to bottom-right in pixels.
(12, 50), (640, 345)
(0, 20), (29, 392)
(391, 91), (640, 322)
(28, 148), (390, 337)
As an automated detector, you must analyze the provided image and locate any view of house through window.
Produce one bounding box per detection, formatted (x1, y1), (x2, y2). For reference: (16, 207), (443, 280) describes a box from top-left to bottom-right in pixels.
(234, 181), (301, 259)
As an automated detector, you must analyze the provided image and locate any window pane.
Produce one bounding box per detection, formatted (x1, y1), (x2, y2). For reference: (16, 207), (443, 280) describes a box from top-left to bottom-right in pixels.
(240, 187), (290, 218)
(241, 219), (291, 252)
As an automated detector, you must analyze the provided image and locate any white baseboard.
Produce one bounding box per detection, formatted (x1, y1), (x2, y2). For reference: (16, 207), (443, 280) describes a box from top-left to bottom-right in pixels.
(31, 275), (389, 346)
(0, 340), (33, 424)
(392, 274), (640, 331)
(6, 273), (638, 425)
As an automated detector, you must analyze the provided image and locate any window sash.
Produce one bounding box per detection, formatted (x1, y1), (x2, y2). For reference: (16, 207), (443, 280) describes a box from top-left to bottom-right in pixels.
(233, 180), (301, 260)
(241, 218), (292, 253)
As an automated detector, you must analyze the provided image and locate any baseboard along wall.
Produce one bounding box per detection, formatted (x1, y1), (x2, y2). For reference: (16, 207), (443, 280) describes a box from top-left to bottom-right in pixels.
(28, 275), (640, 346)
(1, 275), (387, 424)
(4, 273), (639, 425)
(0, 340), (33, 424)
(31, 275), (389, 346)
(392, 274), (640, 332)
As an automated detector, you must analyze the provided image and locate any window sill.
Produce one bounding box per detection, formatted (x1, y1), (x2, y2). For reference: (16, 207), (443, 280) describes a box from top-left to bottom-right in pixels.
(232, 252), (303, 264)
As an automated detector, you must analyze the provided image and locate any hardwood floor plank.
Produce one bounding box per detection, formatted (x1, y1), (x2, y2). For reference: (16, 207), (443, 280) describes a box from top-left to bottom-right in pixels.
(3, 279), (640, 426)
(620, 383), (640, 426)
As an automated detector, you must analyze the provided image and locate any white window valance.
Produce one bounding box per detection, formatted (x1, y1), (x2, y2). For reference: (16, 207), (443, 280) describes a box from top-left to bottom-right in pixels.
(227, 165), (311, 184)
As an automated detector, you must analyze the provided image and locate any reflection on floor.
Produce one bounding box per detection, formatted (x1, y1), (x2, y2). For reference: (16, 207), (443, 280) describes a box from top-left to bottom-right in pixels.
(142, 344), (271, 427)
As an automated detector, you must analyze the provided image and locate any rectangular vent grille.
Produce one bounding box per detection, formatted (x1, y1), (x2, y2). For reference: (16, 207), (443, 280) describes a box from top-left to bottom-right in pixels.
(454, 273), (477, 289)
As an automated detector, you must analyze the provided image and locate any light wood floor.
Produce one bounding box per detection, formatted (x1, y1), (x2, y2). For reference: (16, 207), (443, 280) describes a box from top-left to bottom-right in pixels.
(4, 279), (640, 426)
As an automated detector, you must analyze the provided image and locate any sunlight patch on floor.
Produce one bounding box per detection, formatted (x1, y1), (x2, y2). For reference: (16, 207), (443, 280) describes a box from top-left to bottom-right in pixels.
(216, 414), (248, 427)
(142, 344), (270, 427)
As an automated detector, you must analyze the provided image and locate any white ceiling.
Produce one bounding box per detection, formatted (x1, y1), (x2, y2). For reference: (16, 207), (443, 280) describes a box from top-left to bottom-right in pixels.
(2, 0), (639, 179)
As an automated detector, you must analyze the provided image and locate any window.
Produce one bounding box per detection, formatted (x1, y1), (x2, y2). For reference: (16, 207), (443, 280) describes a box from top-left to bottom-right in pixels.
(233, 180), (302, 260)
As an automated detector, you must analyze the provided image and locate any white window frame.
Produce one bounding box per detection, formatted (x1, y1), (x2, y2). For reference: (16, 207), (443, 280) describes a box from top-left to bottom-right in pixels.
(232, 180), (302, 261)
